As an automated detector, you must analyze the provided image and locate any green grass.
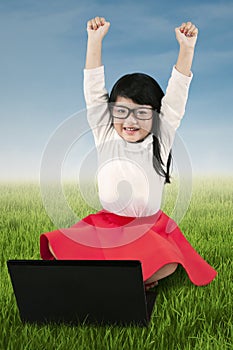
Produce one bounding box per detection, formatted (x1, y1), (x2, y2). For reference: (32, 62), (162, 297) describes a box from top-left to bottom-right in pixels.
(0, 177), (232, 350)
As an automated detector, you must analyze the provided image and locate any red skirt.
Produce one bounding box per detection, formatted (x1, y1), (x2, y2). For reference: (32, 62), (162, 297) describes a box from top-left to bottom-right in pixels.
(40, 210), (217, 286)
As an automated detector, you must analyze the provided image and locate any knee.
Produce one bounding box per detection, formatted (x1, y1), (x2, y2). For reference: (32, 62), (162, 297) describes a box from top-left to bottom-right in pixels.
(146, 262), (178, 283)
(169, 263), (178, 273)
(160, 262), (178, 279)
(162, 263), (178, 277)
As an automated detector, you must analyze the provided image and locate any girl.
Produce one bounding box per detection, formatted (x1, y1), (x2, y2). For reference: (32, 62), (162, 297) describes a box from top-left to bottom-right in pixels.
(40, 17), (217, 290)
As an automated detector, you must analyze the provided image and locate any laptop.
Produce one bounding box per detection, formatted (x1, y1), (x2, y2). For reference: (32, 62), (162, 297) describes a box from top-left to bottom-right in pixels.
(7, 260), (157, 327)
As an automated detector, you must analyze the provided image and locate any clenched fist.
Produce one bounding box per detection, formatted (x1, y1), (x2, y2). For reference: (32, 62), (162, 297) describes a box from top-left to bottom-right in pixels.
(175, 22), (198, 49)
(87, 17), (110, 41)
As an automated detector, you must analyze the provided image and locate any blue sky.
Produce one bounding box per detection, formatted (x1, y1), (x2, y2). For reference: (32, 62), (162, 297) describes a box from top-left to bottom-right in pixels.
(0, 0), (232, 180)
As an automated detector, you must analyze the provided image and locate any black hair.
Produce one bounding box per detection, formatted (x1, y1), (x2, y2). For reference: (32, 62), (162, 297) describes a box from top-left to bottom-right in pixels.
(109, 72), (172, 183)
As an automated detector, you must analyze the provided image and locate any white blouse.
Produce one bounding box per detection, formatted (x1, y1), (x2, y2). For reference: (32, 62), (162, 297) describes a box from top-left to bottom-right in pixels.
(83, 65), (192, 217)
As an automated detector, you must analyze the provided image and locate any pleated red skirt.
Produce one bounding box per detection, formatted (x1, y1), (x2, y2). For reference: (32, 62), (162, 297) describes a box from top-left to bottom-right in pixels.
(40, 210), (217, 286)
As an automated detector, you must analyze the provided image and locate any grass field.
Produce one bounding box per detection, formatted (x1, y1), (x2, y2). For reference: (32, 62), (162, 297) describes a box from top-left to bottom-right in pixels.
(0, 177), (232, 350)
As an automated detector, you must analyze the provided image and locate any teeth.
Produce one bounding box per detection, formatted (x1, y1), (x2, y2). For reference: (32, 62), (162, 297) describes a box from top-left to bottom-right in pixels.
(124, 127), (138, 131)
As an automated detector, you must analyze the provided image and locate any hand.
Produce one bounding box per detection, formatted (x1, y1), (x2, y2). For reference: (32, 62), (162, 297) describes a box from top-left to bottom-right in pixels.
(87, 17), (110, 41)
(175, 22), (198, 49)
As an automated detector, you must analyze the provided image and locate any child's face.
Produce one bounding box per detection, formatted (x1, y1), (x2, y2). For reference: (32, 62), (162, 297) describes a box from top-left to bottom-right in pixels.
(112, 97), (153, 142)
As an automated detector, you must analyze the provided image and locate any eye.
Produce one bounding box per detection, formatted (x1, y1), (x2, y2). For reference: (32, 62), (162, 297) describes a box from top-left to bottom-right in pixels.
(118, 108), (127, 113)
(137, 110), (147, 114)
(137, 109), (151, 115)
(114, 106), (127, 114)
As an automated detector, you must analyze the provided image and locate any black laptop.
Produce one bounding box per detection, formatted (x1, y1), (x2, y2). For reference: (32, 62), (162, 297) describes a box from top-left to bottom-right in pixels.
(7, 260), (157, 327)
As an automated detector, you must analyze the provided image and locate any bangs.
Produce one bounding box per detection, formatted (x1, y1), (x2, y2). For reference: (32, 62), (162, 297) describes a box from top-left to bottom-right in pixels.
(109, 73), (164, 111)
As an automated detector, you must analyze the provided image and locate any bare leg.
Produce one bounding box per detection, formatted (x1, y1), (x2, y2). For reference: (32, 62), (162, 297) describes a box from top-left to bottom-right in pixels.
(49, 243), (57, 259)
(145, 263), (178, 290)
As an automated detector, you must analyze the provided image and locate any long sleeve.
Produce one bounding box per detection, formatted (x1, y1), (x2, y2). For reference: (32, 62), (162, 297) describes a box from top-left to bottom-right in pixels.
(83, 65), (109, 107)
(158, 66), (193, 165)
(83, 65), (112, 145)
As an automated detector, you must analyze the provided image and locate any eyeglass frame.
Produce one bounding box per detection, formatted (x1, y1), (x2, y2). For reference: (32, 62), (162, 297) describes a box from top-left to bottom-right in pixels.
(110, 104), (156, 120)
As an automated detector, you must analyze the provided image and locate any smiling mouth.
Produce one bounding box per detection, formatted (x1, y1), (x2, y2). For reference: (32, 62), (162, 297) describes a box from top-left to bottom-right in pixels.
(123, 127), (140, 131)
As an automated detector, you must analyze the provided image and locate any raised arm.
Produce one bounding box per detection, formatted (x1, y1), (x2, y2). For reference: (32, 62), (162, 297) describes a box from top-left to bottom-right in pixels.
(175, 21), (198, 77)
(85, 16), (110, 69)
(84, 17), (112, 146)
(84, 16), (111, 108)
(158, 21), (198, 165)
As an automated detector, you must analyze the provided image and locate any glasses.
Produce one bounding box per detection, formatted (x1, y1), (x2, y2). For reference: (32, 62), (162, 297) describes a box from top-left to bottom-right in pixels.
(110, 105), (155, 120)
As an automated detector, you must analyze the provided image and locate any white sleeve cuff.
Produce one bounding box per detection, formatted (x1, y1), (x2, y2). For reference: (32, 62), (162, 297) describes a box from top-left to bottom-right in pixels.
(172, 66), (193, 86)
(84, 65), (105, 78)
